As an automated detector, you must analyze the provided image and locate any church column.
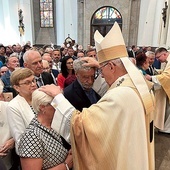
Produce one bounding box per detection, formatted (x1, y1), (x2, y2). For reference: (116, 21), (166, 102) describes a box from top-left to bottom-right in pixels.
(137, 0), (155, 46)
(56, 0), (77, 46)
(63, 0), (77, 43)
(77, 0), (84, 46)
(152, 0), (164, 47)
(56, 0), (65, 46)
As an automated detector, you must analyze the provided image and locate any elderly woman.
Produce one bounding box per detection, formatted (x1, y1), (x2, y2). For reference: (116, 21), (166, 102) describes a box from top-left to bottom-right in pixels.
(7, 68), (37, 154)
(136, 52), (150, 75)
(18, 89), (73, 170)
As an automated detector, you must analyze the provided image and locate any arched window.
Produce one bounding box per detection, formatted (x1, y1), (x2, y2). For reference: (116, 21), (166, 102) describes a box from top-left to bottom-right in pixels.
(91, 6), (122, 45)
(40, 0), (53, 27)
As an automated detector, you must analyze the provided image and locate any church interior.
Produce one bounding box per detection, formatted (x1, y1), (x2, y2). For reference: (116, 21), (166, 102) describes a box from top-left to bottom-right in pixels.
(0, 0), (170, 50)
(0, 0), (170, 170)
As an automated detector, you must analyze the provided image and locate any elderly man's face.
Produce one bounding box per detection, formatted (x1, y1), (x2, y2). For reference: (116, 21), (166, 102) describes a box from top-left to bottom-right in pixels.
(148, 55), (155, 65)
(24, 51), (43, 76)
(0, 66), (8, 76)
(76, 68), (95, 90)
(99, 61), (116, 87)
(7, 57), (20, 71)
(42, 53), (53, 69)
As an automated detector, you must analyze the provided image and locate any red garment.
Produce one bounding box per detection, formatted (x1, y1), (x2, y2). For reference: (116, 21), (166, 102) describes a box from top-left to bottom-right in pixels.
(57, 73), (66, 89)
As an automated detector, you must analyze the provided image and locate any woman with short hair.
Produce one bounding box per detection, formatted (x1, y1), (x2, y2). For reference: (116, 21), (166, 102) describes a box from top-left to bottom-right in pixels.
(18, 89), (73, 170)
(7, 68), (37, 154)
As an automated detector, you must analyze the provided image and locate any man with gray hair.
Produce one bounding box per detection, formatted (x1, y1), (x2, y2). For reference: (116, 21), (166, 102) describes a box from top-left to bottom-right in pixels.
(23, 50), (55, 87)
(63, 58), (101, 111)
(1, 53), (19, 96)
(145, 51), (158, 75)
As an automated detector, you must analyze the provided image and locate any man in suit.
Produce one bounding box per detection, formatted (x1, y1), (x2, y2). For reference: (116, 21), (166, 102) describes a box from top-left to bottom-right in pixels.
(64, 58), (100, 111)
(23, 50), (55, 87)
(145, 51), (158, 75)
(42, 52), (57, 83)
(128, 45), (137, 58)
(1, 53), (20, 97)
(52, 49), (62, 75)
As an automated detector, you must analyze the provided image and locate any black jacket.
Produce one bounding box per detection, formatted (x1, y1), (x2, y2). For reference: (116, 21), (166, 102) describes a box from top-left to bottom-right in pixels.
(64, 79), (101, 111)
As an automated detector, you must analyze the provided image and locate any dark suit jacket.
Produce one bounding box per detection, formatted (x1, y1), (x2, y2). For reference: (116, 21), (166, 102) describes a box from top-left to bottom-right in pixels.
(51, 69), (59, 78)
(38, 72), (55, 87)
(146, 65), (154, 75)
(0, 158), (6, 170)
(128, 50), (135, 58)
(1, 70), (17, 97)
(64, 79), (101, 111)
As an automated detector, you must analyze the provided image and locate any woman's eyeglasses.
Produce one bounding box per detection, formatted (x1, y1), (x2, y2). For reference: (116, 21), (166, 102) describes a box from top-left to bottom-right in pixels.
(18, 78), (36, 86)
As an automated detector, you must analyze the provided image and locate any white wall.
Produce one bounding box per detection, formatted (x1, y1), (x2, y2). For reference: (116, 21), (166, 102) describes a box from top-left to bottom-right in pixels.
(0, 0), (33, 46)
(56, 0), (78, 46)
(137, 0), (164, 47)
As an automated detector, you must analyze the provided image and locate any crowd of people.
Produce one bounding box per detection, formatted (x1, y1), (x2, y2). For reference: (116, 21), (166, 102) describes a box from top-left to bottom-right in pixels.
(0, 22), (170, 170)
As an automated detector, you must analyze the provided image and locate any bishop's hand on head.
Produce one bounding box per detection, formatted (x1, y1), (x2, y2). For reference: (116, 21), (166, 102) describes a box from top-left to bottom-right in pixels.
(39, 84), (63, 97)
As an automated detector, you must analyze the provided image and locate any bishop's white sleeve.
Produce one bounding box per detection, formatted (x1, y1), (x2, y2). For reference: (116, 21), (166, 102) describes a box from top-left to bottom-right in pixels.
(51, 93), (75, 144)
(151, 75), (162, 90)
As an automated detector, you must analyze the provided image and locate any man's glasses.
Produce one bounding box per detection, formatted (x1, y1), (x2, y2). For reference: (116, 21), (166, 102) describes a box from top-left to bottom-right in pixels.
(95, 62), (109, 78)
(18, 78), (36, 86)
(155, 53), (165, 59)
(97, 62), (116, 77)
(98, 62), (109, 74)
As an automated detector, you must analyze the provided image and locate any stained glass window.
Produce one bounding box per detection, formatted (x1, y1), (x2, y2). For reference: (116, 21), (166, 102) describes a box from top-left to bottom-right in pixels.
(40, 0), (53, 27)
(92, 6), (121, 24)
(91, 6), (122, 45)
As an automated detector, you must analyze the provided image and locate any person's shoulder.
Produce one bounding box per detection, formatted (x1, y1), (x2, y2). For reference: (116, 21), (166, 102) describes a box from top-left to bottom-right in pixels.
(57, 73), (63, 78)
(64, 82), (74, 94)
(107, 86), (136, 99)
(0, 101), (8, 107)
(22, 118), (40, 138)
(41, 71), (52, 77)
(7, 95), (22, 107)
(0, 101), (8, 113)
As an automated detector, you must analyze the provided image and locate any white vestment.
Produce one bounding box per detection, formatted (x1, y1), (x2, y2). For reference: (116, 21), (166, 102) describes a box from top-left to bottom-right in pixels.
(152, 54), (170, 132)
(51, 74), (154, 170)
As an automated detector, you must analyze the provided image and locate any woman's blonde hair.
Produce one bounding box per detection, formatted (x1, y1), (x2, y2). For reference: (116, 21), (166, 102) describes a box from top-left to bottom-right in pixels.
(32, 89), (53, 113)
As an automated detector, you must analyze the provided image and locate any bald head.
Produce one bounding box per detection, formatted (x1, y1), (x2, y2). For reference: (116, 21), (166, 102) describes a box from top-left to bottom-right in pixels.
(23, 50), (43, 76)
(42, 53), (53, 69)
